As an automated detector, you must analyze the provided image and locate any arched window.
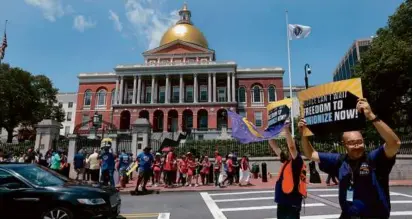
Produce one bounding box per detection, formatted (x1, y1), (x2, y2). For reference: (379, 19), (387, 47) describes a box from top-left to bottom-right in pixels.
(96, 89), (107, 107)
(238, 87), (246, 102)
(84, 90), (92, 107)
(268, 85), (277, 102)
(252, 85), (262, 103)
(111, 89), (116, 105)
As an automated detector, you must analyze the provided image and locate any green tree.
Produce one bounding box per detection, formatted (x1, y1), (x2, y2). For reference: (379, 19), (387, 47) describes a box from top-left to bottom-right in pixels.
(353, 0), (412, 133)
(0, 63), (65, 142)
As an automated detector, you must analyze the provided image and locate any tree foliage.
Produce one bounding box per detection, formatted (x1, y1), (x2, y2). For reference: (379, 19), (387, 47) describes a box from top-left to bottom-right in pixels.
(353, 0), (412, 133)
(0, 63), (65, 142)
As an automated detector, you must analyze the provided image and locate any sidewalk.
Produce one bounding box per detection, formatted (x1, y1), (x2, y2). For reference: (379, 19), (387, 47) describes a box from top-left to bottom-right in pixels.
(116, 175), (412, 194)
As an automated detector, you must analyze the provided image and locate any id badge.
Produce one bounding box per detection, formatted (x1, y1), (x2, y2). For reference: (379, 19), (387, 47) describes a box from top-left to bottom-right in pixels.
(346, 188), (354, 202)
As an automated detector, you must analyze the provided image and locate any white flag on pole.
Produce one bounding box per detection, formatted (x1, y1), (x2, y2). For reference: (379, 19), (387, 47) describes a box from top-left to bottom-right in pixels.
(288, 24), (311, 40)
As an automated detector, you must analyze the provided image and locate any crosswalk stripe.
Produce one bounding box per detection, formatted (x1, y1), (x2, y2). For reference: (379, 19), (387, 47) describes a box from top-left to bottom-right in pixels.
(264, 210), (413, 219)
(157, 213), (170, 219)
(214, 196), (273, 202)
(391, 200), (412, 204)
(220, 203), (325, 212)
(320, 192), (412, 198)
(200, 192), (227, 219)
(209, 188), (339, 196)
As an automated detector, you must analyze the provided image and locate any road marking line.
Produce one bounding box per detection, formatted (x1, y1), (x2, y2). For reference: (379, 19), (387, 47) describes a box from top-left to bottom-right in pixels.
(200, 192), (227, 219)
(320, 192), (413, 198)
(264, 210), (413, 219)
(307, 193), (341, 209)
(220, 203), (325, 212)
(209, 188), (338, 196)
(391, 200), (412, 204)
(390, 191), (413, 198)
(157, 212), (170, 219)
(121, 213), (159, 216)
(214, 196), (274, 202)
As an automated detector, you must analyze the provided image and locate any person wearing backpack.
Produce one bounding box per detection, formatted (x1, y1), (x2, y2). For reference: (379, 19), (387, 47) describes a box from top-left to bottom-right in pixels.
(269, 122), (307, 219)
(299, 98), (401, 219)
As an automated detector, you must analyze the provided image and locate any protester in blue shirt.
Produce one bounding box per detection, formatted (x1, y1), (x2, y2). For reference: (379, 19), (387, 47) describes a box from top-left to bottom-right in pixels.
(134, 147), (154, 192)
(99, 147), (115, 187)
(73, 149), (85, 180)
(300, 98), (401, 219)
(269, 122), (306, 219)
(118, 150), (131, 188)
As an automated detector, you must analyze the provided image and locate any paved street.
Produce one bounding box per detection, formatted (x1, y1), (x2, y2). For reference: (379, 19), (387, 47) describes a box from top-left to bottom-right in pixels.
(118, 186), (412, 219)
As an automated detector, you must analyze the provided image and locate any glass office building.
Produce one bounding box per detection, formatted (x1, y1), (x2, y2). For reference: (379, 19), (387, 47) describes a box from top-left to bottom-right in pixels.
(333, 38), (372, 81)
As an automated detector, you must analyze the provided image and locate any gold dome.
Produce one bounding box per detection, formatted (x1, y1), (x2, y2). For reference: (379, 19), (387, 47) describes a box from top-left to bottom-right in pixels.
(159, 3), (208, 48)
(160, 24), (208, 48)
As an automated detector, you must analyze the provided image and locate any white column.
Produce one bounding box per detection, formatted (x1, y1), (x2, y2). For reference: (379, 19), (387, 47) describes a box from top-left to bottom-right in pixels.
(137, 76), (141, 104)
(151, 76), (155, 104)
(227, 72), (231, 102)
(179, 74), (184, 103)
(123, 81), (128, 104)
(194, 73), (198, 103)
(154, 78), (158, 103)
(165, 75), (170, 103)
(231, 72), (236, 102)
(114, 77), (119, 104)
(132, 76), (137, 104)
(119, 76), (124, 104)
(208, 73), (212, 102)
(212, 73), (216, 102)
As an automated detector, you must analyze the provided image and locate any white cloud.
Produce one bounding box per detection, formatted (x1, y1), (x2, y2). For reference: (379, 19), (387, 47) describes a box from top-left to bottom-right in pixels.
(73, 15), (96, 32)
(25, 0), (73, 22)
(125, 0), (179, 49)
(109, 10), (123, 32)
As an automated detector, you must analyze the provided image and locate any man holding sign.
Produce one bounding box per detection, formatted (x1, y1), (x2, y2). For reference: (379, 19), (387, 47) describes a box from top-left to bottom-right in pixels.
(299, 98), (401, 219)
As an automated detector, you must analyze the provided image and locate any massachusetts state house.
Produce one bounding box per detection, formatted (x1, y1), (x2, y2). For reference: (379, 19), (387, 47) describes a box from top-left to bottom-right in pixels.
(74, 4), (287, 140)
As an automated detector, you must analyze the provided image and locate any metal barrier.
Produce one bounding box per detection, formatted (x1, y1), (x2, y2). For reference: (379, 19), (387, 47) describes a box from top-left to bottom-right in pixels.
(0, 141), (35, 156)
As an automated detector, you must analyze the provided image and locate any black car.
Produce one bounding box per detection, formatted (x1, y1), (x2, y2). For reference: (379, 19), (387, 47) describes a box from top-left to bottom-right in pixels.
(0, 163), (121, 219)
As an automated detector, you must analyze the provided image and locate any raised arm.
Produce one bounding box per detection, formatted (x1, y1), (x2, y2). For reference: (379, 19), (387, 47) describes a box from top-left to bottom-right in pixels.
(284, 124), (298, 159)
(298, 119), (320, 162)
(357, 98), (401, 158)
(268, 139), (282, 156)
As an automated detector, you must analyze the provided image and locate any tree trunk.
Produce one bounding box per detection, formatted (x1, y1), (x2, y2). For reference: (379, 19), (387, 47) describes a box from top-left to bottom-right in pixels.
(6, 128), (13, 143)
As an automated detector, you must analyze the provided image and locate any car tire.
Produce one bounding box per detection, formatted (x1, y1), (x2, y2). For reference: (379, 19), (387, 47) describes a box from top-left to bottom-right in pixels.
(41, 207), (74, 219)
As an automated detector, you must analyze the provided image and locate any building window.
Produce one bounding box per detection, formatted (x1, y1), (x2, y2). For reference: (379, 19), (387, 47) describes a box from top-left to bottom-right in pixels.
(159, 86), (165, 103)
(82, 115), (89, 128)
(268, 85), (277, 102)
(254, 111), (263, 127)
(111, 89), (116, 105)
(96, 89), (106, 107)
(238, 87), (246, 102)
(127, 89), (133, 104)
(84, 90), (92, 107)
(64, 126), (70, 135)
(172, 86), (179, 103)
(217, 87), (226, 102)
(66, 112), (72, 121)
(186, 86), (193, 102)
(145, 86), (151, 103)
(252, 85), (262, 103)
(200, 85), (208, 102)
(68, 102), (73, 108)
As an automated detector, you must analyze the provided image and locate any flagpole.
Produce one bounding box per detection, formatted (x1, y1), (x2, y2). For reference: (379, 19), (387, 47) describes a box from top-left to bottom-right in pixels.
(285, 11), (295, 137)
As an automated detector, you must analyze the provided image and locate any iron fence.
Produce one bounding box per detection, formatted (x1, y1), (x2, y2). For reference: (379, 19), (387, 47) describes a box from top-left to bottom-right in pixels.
(75, 138), (101, 155)
(0, 141), (36, 156)
(151, 135), (411, 158)
(117, 135), (132, 153)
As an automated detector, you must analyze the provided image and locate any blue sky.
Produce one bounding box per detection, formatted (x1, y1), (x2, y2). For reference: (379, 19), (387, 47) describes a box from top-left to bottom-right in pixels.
(0, 0), (403, 92)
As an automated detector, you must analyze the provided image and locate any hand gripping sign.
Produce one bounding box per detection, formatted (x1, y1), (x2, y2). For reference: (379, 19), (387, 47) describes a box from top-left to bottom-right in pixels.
(297, 78), (365, 136)
(267, 98), (293, 130)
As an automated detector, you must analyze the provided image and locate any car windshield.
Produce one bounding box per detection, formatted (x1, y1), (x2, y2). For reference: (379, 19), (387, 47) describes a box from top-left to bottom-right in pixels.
(10, 165), (68, 187)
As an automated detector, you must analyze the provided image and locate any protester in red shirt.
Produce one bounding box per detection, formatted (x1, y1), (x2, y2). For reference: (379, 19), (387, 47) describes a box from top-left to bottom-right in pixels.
(163, 149), (175, 188)
(201, 156), (211, 185)
(152, 153), (162, 187)
(186, 152), (197, 187)
(178, 155), (188, 186)
(239, 155), (252, 186)
(213, 151), (223, 187)
(222, 154), (234, 186)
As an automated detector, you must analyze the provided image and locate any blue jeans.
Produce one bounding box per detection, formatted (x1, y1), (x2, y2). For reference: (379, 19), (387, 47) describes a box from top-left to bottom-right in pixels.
(101, 169), (115, 187)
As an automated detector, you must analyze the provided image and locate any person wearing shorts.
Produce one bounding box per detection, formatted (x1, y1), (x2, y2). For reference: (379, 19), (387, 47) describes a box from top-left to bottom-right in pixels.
(152, 153), (162, 187)
(135, 147), (154, 192)
(118, 150), (131, 188)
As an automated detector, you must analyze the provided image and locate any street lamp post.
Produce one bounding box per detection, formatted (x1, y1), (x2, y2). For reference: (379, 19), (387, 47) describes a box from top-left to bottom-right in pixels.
(304, 64), (312, 89)
(92, 112), (104, 139)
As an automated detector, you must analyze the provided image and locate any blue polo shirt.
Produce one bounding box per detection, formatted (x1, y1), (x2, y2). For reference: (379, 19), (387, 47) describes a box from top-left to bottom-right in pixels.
(73, 153), (85, 169)
(318, 146), (395, 218)
(99, 152), (115, 171)
(274, 153), (304, 208)
(118, 152), (130, 170)
(137, 152), (154, 172)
